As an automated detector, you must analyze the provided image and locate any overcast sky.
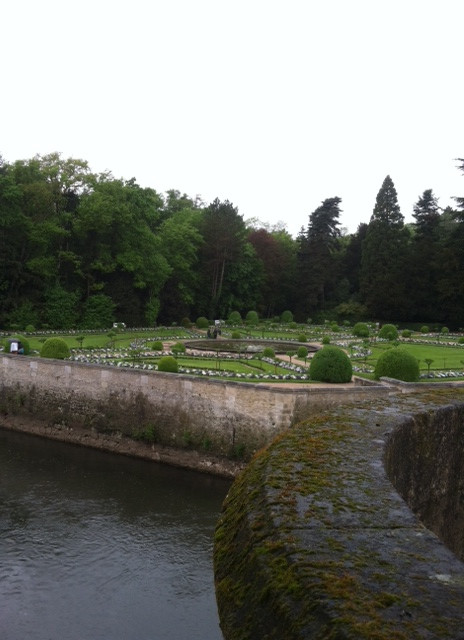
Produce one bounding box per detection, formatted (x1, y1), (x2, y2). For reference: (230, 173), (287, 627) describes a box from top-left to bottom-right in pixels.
(2, 0), (463, 237)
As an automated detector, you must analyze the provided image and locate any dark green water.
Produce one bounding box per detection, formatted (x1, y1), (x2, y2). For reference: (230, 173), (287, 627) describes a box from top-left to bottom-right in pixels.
(0, 428), (231, 640)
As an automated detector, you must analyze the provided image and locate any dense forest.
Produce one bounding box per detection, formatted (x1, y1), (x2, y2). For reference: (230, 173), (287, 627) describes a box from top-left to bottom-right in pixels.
(1, 153), (463, 330)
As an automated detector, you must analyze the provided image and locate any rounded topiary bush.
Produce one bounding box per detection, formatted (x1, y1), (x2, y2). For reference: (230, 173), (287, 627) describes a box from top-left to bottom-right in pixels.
(298, 333), (307, 342)
(181, 317), (191, 328)
(171, 342), (186, 354)
(401, 329), (412, 338)
(280, 310), (293, 323)
(151, 340), (164, 351)
(196, 316), (209, 329)
(3, 335), (30, 355)
(262, 347), (275, 358)
(309, 346), (352, 383)
(157, 356), (179, 373)
(25, 324), (36, 333)
(374, 347), (419, 382)
(40, 337), (70, 359)
(353, 322), (369, 338)
(420, 325), (430, 334)
(231, 330), (241, 339)
(378, 324), (398, 341)
(322, 335), (331, 345)
(228, 311), (242, 325)
(245, 310), (259, 326)
(297, 346), (308, 359)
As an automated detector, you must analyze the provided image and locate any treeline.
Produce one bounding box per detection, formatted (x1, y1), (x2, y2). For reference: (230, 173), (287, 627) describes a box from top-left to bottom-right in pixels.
(1, 153), (463, 330)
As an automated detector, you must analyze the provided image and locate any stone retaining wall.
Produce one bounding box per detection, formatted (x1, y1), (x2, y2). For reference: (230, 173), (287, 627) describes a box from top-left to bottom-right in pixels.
(214, 388), (464, 639)
(0, 355), (389, 470)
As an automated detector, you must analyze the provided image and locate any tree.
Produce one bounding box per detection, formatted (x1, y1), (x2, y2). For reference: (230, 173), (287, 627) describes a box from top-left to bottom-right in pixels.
(408, 189), (441, 321)
(197, 198), (248, 319)
(296, 197), (342, 317)
(75, 177), (170, 324)
(340, 223), (368, 299)
(453, 158), (464, 216)
(157, 207), (203, 323)
(247, 227), (297, 318)
(360, 176), (411, 320)
(435, 160), (464, 326)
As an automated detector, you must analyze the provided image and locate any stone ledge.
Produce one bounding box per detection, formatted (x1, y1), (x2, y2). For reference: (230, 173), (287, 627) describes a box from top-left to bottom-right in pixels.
(214, 389), (464, 639)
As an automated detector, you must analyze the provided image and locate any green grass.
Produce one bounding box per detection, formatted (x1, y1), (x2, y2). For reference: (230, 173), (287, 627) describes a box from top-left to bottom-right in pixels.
(107, 355), (299, 377)
(24, 328), (194, 352)
(9, 325), (464, 382)
(366, 342), (464, 373)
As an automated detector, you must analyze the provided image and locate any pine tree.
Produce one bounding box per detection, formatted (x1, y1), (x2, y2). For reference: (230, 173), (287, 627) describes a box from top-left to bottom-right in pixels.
(360, 176), (411, 320)
(296, 197), (342, 315)
(409, 189), (441, 321)
(453, 158), (464, 217)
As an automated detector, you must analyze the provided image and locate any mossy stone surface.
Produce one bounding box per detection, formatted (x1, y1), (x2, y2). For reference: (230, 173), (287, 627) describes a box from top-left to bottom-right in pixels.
(214, 389), (464, 639)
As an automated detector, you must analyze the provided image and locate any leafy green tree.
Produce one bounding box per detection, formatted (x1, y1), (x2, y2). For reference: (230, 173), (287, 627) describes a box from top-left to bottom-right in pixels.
(157, 207), (203, 322)
(247, 227), (297, 318)
(196, 199), (248, 318)
(43, 286), (79, 329)
(75, 177), (170, 324)
(360, 176), (411, 320)
(80, 294), (115, 329)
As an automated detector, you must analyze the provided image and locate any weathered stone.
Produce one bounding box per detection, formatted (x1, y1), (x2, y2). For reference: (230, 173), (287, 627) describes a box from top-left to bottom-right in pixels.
(214, 389), (464, 639)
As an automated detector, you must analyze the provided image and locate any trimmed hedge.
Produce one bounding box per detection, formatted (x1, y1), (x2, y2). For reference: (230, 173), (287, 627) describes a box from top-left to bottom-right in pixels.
(374, 347), (419, 382)
(40, 337), (71, 359)
(158, 356), (179, 373)
(378, 324), (398, 341)
(228, 311), (242, 325)
(3, 335), (30, 355)
(196, 316), (209, 329)
(297, 346), (308, 359)
(353, 322), (369, 338)
(171, 342), (186, 354)
(309, 346), (352, 383)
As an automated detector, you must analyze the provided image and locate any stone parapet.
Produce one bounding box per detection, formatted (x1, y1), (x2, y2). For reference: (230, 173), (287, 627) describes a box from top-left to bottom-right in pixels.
(214, 388), (464, 639)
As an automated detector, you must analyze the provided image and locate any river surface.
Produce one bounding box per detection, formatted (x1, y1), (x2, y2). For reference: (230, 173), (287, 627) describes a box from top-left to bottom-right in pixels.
(0, 428), (231, 640)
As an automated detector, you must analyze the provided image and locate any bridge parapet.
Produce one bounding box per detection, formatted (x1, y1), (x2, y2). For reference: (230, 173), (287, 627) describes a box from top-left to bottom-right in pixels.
(214, 389), (464, 639)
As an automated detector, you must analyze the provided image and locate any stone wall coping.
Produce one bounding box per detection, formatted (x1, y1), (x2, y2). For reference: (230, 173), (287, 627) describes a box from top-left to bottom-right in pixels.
(214, 388), (464, 639)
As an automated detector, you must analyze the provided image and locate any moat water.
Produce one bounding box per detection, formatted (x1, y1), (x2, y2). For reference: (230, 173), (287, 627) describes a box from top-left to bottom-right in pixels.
(0, 428), (230, 640)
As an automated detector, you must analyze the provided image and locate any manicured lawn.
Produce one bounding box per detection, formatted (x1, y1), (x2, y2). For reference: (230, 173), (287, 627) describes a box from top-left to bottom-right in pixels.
(21, 328), (195, 352)
(366, 342), (464, 373)
(7, 325), (464, 382)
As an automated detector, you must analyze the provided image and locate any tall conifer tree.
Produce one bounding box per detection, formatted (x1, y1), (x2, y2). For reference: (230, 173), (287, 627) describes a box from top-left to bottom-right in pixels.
(360, 176), (411, 320)
(296, 197), (342, 316)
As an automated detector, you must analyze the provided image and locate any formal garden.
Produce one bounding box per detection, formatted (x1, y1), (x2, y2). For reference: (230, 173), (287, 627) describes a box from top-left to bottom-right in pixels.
(2, 317), (464, 384)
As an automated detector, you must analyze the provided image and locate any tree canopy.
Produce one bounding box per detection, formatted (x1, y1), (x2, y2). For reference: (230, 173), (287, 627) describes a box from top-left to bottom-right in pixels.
(1, 153), (464, 329)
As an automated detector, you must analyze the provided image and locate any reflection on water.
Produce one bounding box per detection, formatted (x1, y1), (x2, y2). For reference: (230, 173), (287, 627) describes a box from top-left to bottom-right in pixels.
(0, 428), (230, 640)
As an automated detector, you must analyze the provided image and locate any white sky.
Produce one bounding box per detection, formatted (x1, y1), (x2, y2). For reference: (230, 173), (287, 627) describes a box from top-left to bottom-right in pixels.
(1, 0), (463, 237)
